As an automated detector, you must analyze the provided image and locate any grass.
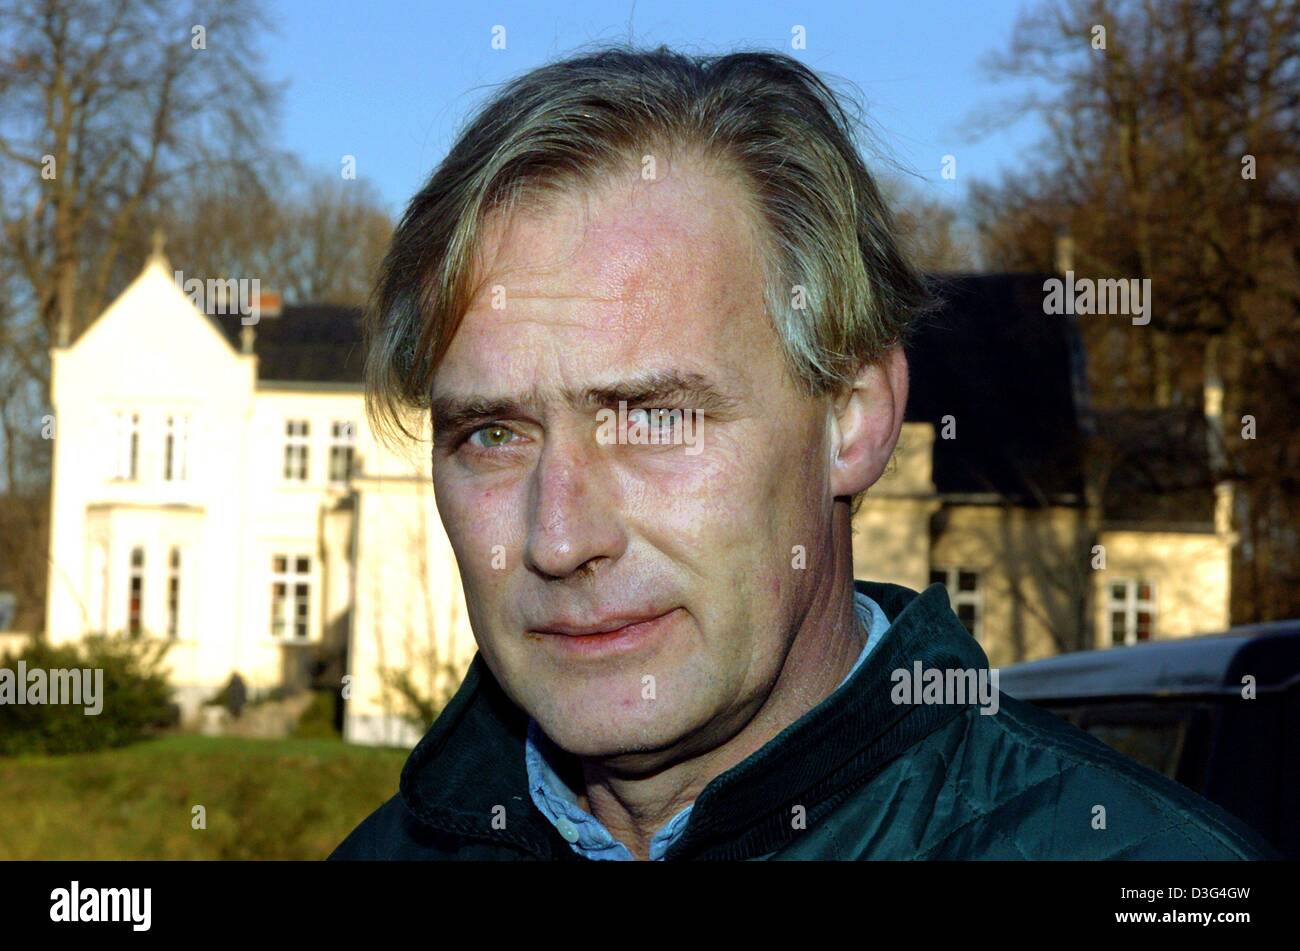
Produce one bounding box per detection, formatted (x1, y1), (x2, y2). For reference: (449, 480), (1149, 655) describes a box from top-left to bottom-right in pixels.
(0, 733), (410, 859)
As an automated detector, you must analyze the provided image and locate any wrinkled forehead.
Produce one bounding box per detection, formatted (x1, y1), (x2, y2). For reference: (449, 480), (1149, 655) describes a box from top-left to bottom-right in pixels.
(434, 167), (782, 400)
(478, 170), (763, 313)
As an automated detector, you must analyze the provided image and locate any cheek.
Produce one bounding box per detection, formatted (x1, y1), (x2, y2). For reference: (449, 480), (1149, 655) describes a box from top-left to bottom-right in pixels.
(437, 478), (523, 586)
(706, 432), (826, 607)
(628, 447), (755, 558)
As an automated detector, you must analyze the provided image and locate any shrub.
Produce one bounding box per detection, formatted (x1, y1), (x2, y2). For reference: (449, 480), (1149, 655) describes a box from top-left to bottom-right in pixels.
(291, 689), (342, 740)
(0, 636), (175, 756)
(382, 661), (461, 735)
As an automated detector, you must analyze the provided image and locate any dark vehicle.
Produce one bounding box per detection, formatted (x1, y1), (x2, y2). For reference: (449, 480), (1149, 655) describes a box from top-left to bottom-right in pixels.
(998, 621), (1300, 859)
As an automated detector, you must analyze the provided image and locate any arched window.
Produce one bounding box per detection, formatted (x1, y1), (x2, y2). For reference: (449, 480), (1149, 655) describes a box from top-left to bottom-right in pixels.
(167, 547), (182, 638)
(128, 546), (145, 636)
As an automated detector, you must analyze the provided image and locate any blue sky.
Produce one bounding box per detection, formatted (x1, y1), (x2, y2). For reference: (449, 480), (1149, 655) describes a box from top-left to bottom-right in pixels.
(262, 0), (1045, 217)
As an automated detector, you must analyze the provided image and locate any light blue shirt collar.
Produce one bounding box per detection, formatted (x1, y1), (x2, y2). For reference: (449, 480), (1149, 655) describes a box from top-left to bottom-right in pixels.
(524, 590), (892, 860)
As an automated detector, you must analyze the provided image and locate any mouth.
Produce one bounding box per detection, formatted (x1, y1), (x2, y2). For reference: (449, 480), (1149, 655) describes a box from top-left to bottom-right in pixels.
(529, 608), (680, 656)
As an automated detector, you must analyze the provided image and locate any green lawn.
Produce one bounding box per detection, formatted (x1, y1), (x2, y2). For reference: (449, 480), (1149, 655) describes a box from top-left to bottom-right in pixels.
(0, 734), (409, 859)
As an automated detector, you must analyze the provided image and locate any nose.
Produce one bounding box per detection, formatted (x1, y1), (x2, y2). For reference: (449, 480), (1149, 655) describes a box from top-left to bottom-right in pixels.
(524, 427), (627, 579)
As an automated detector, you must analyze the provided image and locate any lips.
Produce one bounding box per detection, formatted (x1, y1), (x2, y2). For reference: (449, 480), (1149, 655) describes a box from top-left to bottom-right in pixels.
(528, 608), (679, 658)
(531, 609), (675, 637)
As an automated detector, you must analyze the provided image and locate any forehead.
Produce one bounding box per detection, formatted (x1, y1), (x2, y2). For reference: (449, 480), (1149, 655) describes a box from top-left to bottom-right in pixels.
(482, 166), (761, 312)
(433, 163), (781, 399)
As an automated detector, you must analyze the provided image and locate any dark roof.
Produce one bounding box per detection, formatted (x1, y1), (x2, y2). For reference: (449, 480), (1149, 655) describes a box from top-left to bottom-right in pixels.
(208, 304), (365, 385)
(904, 274), (1088, 501)
(997, 621), (1300, 699)
(1090, 407), (1218, 524)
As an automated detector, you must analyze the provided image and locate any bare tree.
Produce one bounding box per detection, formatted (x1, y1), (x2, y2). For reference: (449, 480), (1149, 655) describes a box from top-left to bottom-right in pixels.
(968, 0), (1300, 622)
(0, 0), (282, 366)
(160, 165), (393, 307)
(881, 175), (976, 273)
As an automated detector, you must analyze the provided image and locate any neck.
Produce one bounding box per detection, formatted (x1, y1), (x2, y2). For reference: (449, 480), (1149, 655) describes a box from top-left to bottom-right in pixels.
(576, 505), (864, 859)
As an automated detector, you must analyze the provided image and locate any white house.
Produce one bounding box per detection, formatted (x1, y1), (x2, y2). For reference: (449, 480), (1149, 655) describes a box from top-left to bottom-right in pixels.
(44, 244), (476, 746)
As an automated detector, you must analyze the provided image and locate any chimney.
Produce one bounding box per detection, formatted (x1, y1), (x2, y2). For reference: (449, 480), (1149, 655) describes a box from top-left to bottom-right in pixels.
(256, 288), (282, 318)
(1204, 336), (1235, 539)
(1214, 483), (1234, 536)
(1054, 230), (1075, 274)
(147, 227), (170, 270)
(1204, 336), (1226, 475)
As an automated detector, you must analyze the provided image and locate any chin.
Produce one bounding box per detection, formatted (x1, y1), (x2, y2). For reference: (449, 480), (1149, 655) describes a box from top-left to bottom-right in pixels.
(532, 693), (692, 760)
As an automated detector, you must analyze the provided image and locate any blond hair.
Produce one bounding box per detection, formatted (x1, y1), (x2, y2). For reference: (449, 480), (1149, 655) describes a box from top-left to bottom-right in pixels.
(365, 45), (932, 456)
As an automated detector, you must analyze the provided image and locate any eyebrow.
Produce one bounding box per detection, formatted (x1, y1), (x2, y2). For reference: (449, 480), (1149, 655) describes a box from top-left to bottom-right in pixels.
(430, 368), (741, 440)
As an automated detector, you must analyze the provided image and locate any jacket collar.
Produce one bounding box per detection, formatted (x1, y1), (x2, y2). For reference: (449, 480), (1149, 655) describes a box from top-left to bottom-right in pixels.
(397, 580), (989, 859)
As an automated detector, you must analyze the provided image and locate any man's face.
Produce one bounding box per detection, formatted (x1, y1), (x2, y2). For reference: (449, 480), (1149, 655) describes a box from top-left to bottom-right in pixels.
(430, 162), (839, 764)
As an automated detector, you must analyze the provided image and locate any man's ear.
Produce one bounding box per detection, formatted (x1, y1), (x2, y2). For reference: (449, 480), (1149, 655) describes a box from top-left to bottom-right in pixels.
(827, 345), (909, 498)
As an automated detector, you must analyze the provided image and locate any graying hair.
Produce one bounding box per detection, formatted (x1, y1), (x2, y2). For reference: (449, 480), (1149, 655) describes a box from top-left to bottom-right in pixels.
(365, 45), (932, 460)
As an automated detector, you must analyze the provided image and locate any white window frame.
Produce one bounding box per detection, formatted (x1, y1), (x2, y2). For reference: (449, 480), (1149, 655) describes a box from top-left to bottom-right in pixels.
(127, 545), (145, 636)
(114, 410), (140, 481)
(283, 419), (310, 482)
(91, 541), (110, 634)
(328, 420), (356, 485)
(270, 554), (312, 641)
(164, 413), (190, 481)
(1107, 579), (1156, 646)
(930, 566), (983, 640)
(166, 546), (182, 638)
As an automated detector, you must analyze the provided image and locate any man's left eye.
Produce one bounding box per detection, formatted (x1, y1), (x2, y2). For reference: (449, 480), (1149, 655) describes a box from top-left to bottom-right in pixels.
(467, 424), (516, 449)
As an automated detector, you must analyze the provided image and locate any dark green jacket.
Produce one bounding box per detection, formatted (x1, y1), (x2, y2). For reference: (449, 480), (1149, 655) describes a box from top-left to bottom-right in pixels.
(330, 581), (1274, 860)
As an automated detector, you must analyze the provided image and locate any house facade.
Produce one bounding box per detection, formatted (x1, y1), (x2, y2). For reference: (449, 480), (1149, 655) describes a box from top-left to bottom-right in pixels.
(43, 254), (1237, 746)
(44, 247), (472, 747)
(855, 274), (1237, 667)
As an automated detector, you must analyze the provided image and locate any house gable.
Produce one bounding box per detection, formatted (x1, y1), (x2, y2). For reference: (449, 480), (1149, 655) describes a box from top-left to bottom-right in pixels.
(58, 256), (245, 401)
